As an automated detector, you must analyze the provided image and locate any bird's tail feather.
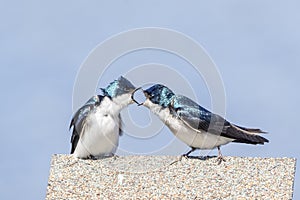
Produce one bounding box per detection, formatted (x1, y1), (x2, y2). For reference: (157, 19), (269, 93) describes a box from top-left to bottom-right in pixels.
(228, 125), (269, 145)
(235, 125), (267, 134)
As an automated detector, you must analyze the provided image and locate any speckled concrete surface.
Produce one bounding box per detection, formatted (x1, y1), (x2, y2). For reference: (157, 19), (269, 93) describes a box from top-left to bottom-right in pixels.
(46, 155), (296, 199)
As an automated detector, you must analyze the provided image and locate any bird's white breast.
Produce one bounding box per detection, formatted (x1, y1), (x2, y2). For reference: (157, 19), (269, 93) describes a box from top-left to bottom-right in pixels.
(144, 99), (234, 149)
(73, 97), (120, 158)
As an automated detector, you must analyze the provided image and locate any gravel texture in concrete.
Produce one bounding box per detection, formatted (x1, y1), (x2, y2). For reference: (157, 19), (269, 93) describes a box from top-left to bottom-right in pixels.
(46, 154), (296, 199)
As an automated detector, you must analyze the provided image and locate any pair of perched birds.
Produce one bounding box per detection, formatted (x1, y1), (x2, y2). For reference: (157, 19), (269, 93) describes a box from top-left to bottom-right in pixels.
(69, 76), (268, 163)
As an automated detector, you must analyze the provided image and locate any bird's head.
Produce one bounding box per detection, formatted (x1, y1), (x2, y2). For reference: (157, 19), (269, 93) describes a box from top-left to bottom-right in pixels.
(142, 84), (175, 109)
(101, 76), (139, 107)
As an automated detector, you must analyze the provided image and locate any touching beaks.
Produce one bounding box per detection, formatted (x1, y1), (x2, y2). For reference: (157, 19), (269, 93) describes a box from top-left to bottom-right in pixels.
(131, 87), (144, 106)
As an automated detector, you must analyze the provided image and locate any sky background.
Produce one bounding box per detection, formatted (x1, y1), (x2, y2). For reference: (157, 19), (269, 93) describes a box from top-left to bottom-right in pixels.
(1, 1), (299, 199)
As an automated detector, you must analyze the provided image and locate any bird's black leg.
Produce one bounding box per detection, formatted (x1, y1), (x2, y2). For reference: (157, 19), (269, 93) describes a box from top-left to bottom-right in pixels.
(216, 146), (226, 164)
(112, 153), (119, 160)
(183, 147), (196, 158)
(88, 155), (97, 160)
(169, 147), (196, 165)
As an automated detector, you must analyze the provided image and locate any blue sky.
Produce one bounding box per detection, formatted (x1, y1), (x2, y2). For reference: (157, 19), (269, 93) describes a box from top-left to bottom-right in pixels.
(1, 1), (299, 199)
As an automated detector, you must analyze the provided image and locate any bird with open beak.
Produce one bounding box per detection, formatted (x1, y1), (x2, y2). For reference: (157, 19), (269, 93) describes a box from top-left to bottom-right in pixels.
(69, 76), (140, 159)
(136, 84), (268, 164)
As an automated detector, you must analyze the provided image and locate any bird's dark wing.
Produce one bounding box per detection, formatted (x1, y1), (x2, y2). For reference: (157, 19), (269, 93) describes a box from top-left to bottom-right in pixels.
(69, 95), (104, 153)
(118, 113), (123, 136)
(171, 95), (228, 135)
(171, 95), (268, 145)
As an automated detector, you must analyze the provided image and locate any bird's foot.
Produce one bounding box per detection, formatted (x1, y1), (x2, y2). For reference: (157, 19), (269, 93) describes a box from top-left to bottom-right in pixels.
(182, 148), (196, 158)
(170, 149), (194, 165)
(182, 153), (190, 159)
(198, 155), (211, 160)
(185, 155), (214, 160)
(88, 155), (97, 160)
(216, 155), (226, 165)
(216, 146), (226, 164)
(112, 154), (119, 160)
(169, 155), (186, 165)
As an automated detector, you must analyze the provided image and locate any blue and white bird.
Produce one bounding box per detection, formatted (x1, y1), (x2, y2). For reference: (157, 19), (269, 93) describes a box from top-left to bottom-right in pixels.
(142, 84), (269, 163)
(69, 76), (138, 159)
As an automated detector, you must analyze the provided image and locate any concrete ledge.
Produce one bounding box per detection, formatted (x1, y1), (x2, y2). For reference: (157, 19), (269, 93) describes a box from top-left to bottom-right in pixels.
(46, 155), (296, 199)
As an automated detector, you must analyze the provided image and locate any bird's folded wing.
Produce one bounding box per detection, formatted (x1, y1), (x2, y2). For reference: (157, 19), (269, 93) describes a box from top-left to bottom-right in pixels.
(69, 95), (104, 153)
(171, 95), (268, 144)
(118, 114), (123, 136)
(174, 107), (268, 144)
(173, 105), (228, 135)
(171, 95), (228, 135)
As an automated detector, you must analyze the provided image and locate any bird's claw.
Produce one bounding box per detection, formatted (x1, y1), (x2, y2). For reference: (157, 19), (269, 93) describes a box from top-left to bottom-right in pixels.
(216, 156), (226, 165)
(182, 154), (190, 158)
(88, 155), (97, 160)
(169, 155), (186, 165)
(112, 154), (119, 160)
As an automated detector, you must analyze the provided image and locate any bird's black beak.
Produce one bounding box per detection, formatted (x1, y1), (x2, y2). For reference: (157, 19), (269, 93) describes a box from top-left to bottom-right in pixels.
(131, 87), (143, 106)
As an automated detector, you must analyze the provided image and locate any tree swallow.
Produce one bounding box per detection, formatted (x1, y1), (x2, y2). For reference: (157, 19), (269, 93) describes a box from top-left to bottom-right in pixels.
(141, 84), (269, 164)
(69, 76), (139, 159)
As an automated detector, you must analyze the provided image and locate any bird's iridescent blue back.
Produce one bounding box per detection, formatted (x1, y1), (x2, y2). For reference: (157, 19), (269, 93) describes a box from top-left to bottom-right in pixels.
(173, 95), (212, 121)
(172, 95), (229, 133)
